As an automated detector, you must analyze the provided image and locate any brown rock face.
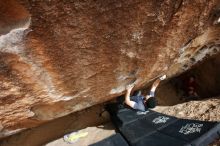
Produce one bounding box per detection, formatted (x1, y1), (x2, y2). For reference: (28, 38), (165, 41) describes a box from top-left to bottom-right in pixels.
(0, 0), (220, 137)
(0, 0), (30, 34)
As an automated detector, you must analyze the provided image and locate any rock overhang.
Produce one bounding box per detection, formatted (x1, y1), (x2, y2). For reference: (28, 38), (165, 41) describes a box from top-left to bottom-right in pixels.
(0, 0), (220, 138)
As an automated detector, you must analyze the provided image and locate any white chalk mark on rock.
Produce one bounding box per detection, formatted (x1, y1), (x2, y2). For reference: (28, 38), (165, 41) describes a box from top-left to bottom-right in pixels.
(132, 30), (143, 44)
(61, 88), (90, 101)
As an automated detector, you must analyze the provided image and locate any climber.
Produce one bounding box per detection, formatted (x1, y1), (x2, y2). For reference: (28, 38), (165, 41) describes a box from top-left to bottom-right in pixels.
(125, 75), (167, 111)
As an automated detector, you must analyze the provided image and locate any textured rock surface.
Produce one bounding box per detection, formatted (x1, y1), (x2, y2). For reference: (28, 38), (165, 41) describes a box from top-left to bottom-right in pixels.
(0, 0), (30, 34)
(0, 0), (220, 137)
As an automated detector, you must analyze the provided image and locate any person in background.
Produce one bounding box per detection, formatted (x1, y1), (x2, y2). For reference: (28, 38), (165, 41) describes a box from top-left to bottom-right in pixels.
(186, 75), (199, 99)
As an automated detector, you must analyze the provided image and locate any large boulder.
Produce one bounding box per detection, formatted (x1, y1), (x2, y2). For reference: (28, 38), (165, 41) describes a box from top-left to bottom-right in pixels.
(0, 0), (220, 137)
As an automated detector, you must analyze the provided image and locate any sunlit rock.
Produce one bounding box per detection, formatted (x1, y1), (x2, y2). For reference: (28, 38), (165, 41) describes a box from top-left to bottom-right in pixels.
(0, 0), (220, 138)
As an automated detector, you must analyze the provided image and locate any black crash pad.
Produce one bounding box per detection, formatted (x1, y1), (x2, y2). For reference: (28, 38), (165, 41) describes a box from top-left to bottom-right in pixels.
(159, 119), (220, 146)
(105, 103), (220, 146)
(132, 132), (188, 146)
(120, 111), (179, 144)
(89, 133), (129, 146)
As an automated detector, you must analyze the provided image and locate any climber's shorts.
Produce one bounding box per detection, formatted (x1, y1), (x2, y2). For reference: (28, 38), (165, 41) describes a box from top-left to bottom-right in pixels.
(131, 95), (146, 112)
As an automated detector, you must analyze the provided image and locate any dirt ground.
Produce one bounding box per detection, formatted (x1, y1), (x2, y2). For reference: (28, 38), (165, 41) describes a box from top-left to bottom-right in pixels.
(45, 123), (115, 146)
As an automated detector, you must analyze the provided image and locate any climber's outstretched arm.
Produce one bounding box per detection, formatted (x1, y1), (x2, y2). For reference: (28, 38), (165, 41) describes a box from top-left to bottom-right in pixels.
(145, 75), (166, 99)
(125, 84), (136, 108)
